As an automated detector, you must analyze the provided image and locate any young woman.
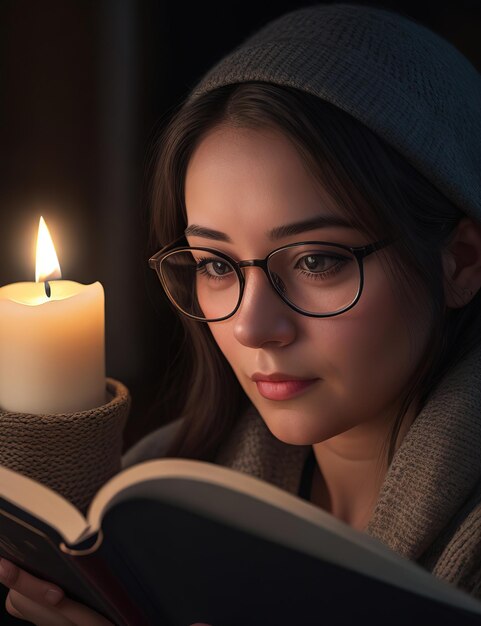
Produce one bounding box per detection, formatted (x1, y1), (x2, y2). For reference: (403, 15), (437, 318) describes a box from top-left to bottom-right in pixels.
(2, 3), (481, 624)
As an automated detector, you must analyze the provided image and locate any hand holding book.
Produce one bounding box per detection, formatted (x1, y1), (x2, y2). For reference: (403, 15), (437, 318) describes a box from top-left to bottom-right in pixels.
(0, 557), (113, 625)
(0, 557), (212, 626)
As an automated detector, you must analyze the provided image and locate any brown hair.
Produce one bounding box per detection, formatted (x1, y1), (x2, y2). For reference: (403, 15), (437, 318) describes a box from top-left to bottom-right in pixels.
(148, 81), (481, 470)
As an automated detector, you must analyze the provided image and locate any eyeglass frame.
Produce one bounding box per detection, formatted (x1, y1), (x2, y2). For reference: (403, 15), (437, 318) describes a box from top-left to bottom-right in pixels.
(148, 233), (396, 322)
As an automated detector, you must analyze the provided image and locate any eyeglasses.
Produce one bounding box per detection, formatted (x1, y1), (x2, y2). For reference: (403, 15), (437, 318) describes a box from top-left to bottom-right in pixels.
(149, 235), (395, 322)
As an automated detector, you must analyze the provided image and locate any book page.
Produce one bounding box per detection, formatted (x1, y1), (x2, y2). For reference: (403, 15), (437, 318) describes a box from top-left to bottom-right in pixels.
(0, 464), (89, 544)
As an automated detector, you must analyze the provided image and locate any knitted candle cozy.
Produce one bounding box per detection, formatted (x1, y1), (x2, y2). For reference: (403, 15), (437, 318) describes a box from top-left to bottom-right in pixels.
(0, 378), (130, 514)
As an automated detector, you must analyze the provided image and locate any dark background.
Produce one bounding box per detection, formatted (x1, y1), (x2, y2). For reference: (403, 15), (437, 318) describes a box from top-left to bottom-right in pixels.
(0, 0), (480, 623)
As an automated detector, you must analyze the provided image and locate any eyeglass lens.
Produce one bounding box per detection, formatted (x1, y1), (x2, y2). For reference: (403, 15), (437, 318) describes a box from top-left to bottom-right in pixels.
(159, 244), (361, 320)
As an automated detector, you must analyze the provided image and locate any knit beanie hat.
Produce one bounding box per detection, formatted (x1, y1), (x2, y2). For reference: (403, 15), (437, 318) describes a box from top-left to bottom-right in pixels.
(185, 3), (481, 222)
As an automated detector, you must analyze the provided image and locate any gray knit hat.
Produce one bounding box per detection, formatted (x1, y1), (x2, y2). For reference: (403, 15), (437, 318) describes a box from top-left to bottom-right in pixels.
(186, 3), (481, 221)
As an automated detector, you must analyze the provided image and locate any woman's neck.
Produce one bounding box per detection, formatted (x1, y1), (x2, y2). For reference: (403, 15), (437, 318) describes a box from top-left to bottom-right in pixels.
(309, 403), (417, 530)
(309, 447), (383, 530)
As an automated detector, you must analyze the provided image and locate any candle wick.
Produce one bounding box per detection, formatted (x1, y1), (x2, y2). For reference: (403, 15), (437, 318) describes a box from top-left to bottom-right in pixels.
(44, 281), (51, 298)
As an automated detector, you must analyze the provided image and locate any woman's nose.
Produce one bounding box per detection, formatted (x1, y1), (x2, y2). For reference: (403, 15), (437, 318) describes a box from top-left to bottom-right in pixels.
(232, 266), (297, 348)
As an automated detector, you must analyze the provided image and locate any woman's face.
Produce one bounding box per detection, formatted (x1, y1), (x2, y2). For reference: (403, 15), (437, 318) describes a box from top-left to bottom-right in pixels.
(184, 124), (431, 450)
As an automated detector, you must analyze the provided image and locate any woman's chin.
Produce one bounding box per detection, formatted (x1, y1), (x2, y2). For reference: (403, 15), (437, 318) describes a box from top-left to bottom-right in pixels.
(258, 407), (333, 446)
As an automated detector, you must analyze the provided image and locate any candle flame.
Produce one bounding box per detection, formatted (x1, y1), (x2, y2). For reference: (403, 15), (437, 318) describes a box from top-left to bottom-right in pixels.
(35, 216), (62, 283)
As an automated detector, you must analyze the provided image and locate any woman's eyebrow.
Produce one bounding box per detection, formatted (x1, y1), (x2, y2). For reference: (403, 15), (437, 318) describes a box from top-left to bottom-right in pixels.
(184, 224), (231, 241)
(270, 215), (354, 239)
(184, 215), (354, 243)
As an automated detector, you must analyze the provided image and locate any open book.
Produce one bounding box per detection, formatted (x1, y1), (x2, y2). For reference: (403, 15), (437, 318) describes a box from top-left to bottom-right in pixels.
(0, 459), (480, 626)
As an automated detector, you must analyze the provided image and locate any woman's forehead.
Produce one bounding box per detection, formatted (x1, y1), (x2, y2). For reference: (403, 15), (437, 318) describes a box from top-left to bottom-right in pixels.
(185, 133), (345, 224)
(185, 124), (318, 196)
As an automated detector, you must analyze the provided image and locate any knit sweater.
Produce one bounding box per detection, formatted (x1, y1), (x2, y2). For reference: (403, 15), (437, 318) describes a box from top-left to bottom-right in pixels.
(121, 341), (481, 603)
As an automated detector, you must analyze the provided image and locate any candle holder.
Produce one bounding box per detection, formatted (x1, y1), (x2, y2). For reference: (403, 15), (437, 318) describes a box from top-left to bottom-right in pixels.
(0, 377), (130, 514)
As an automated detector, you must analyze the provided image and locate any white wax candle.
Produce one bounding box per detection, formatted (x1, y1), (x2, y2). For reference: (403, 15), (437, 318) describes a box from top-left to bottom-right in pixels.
(0, 216), (106, 414)
(0, 280), (106, 414)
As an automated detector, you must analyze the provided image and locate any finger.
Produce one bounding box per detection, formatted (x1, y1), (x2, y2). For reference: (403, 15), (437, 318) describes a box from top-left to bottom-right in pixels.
(0, 558), (64, 606)
(10, 588), (113, 626)
(8, 589), (74, 626)
(0, 560), (113, 625)
(5, 592), (25, 619)
(43, 595), (115, 626)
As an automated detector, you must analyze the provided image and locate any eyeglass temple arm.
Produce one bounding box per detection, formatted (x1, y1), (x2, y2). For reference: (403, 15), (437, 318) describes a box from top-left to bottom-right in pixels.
(360, 236), (397, 258)
(148, 233), (188, 267)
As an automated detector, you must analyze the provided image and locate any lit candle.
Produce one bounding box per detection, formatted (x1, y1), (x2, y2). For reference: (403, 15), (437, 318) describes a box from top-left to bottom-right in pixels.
(0, 216), (106, 414)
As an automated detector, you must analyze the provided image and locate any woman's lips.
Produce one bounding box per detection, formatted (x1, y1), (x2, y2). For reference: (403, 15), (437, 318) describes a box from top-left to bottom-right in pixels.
(255, 379), (319, 400)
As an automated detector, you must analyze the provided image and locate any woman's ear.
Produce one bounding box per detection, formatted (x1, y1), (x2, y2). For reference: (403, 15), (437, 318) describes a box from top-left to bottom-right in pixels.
(442, 216), (481, 308)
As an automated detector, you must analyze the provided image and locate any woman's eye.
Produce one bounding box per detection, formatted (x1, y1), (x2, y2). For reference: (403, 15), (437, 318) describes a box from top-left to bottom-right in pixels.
(299, 254), (336, 272)
(207, 261), (231, 275)
(196, 257), (234, 278)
